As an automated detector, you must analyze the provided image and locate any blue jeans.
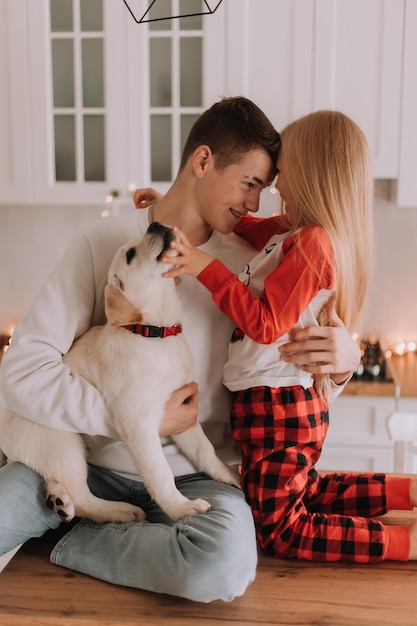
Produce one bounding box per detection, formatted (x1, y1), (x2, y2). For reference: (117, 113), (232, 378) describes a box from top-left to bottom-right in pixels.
(0, 462), (257, 602)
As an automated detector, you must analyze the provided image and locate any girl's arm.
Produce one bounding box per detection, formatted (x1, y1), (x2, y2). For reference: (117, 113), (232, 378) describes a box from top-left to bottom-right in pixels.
(163, 227), (335, 345)
(233, 214), (289, 250)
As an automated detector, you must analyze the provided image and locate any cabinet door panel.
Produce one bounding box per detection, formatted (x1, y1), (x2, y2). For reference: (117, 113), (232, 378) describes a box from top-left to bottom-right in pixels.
(0, 1), (31, 204)
(125, 0), (226, 191)
(28, 0), (126, 205)
(225, 0), (403, 182)
(395, 0), (417, 207)
(314, 0), (403, 178)
(326, 396), (396, 446)
(317, 445), (394, 473)
(225, 0), (314, 131)
(318, 394), (396, 472)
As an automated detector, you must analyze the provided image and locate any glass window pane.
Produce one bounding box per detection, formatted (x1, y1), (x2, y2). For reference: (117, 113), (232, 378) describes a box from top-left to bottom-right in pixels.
(84, 115), (105, 181)
(150, 39), (172, 107)
(54, 115), (76, 181)
(149, 0), (172, 30)
(52, 39), (74, 107)
(179, 0), (202, 29)
(180, 38), (201, 107)
(82, 39), (104, 107)
(151, 115), (171, 181)
(50, 0), (73, 32)
(181, 114), (199, 154)
(81, 0), (103, 31)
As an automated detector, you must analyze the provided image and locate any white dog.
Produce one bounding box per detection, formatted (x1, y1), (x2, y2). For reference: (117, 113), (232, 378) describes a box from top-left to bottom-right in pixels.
(0, 222), (240, 523)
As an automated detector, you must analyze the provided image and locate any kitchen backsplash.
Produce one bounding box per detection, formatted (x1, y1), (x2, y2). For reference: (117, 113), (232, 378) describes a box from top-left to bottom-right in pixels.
(1, 182), (417, 346)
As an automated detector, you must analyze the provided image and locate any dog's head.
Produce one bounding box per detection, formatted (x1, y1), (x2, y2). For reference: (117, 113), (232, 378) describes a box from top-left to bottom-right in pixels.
(105, 222), (181, 327)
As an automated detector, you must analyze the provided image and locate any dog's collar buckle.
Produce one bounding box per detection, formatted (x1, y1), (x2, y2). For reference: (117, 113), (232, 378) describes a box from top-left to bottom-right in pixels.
(121, 323), (183, 338)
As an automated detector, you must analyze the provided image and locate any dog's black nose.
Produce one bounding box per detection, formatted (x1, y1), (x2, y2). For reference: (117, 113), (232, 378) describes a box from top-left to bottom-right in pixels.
(147, 222), (177, 261)
(148, 221), (173, 235)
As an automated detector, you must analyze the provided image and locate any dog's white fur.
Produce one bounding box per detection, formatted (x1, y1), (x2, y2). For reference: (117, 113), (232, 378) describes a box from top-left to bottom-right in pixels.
(0, 223), (240, 523)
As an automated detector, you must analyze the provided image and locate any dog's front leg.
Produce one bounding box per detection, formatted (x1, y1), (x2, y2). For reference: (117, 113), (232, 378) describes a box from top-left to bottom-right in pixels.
(172, 425), (241, 489)
(115, 412), (212, 521)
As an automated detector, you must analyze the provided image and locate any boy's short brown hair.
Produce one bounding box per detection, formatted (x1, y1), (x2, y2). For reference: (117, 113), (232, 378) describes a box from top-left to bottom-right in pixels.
(180, 96), (280, 174)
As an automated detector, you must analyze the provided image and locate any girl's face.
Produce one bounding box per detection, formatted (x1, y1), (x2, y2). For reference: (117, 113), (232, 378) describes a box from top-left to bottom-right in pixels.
(275, 153), (296, 226)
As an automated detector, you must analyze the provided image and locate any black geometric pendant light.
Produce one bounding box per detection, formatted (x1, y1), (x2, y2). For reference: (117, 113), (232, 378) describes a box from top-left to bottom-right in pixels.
(123, 0), (224, 24)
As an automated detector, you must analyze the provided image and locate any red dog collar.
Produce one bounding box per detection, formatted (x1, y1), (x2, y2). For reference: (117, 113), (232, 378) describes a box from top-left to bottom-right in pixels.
(121, 323), (182, 338)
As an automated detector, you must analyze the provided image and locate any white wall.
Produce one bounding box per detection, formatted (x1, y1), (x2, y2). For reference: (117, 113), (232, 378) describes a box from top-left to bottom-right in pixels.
(0, 203), (120, 335)
(0, 187), (417, 349)
(366, 186), (417, 348)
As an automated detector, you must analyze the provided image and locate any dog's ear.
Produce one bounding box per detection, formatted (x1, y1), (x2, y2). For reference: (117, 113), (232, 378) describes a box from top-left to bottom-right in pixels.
(104, 284), (143, 326)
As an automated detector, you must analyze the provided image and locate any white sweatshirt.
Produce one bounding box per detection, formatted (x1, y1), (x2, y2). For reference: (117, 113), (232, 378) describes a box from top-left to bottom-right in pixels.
(0, 209), (255, 479)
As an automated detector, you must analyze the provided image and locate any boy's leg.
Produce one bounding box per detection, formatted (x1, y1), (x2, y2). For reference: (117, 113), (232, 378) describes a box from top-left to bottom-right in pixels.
(51, 468), (257, 603)
(0, 462), (62, 560)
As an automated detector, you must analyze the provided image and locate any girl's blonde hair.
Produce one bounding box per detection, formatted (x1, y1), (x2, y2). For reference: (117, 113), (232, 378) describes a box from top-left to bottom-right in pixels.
(280, 110), (374, 392)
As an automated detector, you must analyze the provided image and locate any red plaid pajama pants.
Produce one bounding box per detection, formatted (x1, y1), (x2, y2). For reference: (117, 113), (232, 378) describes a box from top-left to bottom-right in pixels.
(230, 385), (389, 563)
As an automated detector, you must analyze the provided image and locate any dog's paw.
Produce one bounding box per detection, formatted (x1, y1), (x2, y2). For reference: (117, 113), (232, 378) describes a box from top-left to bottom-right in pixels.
(111, 503), (147, 523)
(45, 481), (75, 522)
(208, 464), (242, 490)
(171, 498), (212, 520)
(221, 467), (242, 490)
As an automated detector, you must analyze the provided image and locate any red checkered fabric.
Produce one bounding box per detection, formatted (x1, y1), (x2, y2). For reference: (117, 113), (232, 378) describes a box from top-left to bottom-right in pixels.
(230, 385), (389, 563)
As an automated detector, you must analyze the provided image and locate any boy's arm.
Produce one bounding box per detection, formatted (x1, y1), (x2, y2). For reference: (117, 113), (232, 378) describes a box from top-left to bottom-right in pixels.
(279, 297), (361, 392)
(0, 234), (118, 438)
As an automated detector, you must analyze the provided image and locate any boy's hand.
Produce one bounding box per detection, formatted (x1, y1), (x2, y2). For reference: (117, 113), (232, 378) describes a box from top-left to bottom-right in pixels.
(159, 382), (199, 436)
(279, 297), (360, 384)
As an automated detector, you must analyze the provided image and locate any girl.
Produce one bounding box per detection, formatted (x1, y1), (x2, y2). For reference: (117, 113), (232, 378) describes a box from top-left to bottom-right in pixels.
(161, 110), (417, 563)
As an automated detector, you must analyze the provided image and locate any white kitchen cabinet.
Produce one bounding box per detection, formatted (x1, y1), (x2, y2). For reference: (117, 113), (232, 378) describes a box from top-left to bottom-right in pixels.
(313, 0), (404, 179)
(27, 0), (127, 205)
(224, 0), (314, 132)
(392, 0), (417, 208)
(123, 0), (227, 196)
(395, 398), (417, 416)
(226, 0), (404, 180)
(0, 1), (31, 203)
(316, 394), (396, 473)
(0, 0), (414, 206)
(0, 0), (227, 205)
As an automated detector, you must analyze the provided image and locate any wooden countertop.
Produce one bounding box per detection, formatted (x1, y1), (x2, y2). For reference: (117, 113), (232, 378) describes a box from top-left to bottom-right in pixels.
(1, 507), (417, 626)
(343, 352), (417, 398)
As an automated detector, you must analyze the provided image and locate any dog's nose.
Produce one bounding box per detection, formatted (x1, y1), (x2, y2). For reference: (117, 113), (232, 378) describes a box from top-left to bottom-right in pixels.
(148, 221), (173, 236)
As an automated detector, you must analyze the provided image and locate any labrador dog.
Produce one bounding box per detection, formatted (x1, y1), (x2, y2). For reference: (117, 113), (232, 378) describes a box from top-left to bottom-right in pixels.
(0, 222), (240, 523)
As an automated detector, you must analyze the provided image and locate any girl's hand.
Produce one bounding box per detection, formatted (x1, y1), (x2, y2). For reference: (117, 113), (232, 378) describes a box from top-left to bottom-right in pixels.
(133, 187), (163, 209)
(161, 227), (214, 278)
(279, 296), (360, 384)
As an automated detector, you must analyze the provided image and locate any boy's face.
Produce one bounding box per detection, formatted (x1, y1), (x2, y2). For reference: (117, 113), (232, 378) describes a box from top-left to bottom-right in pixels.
(197, 148), (274, 235)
